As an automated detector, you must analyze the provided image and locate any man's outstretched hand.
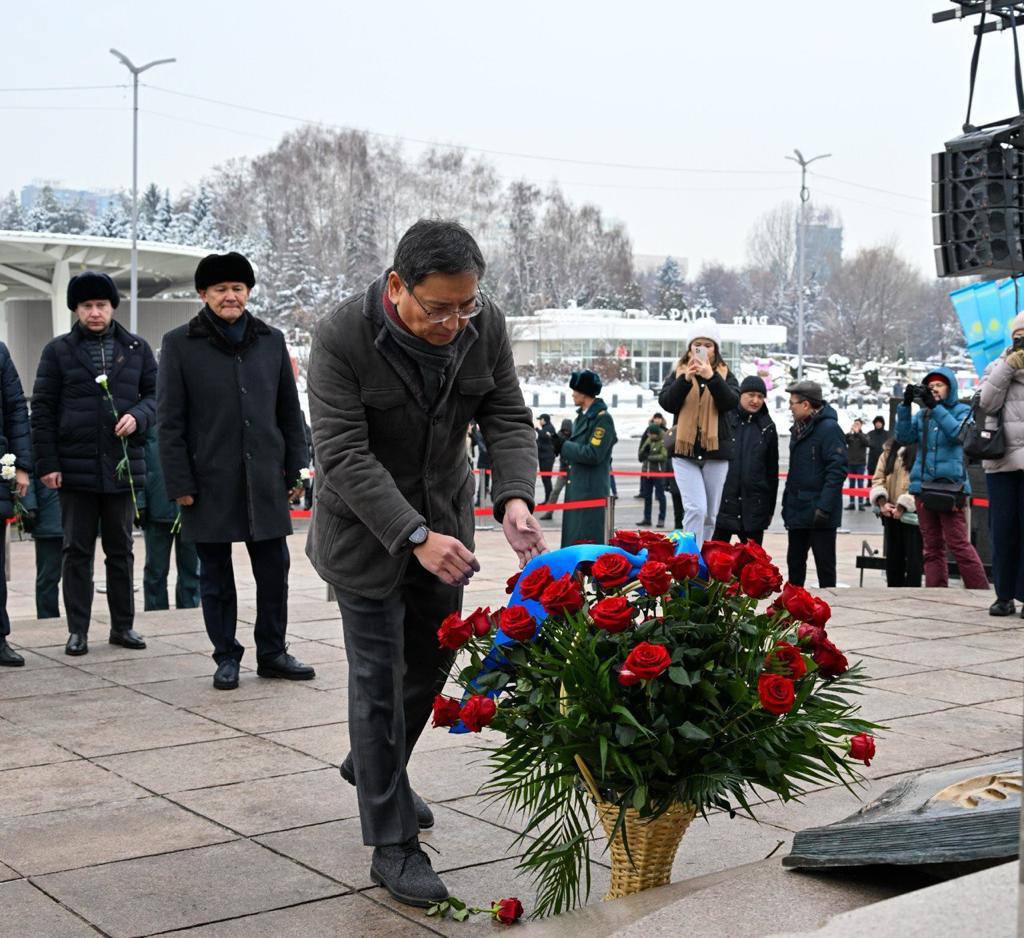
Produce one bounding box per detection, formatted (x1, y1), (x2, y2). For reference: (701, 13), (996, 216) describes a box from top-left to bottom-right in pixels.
(414, 532), (480, 588)
(502, 498), (548, 569)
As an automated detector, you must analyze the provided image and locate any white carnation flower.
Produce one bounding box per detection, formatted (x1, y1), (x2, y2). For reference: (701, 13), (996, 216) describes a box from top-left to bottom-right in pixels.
(0, 453), (15, 466)
(299, 467), (312, 481)
(95, 374), (108, 385)
(1, 465), (15, 481)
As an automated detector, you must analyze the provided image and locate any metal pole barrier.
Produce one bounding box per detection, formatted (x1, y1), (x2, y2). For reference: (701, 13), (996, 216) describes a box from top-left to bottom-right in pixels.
(604, 494), (615, 543)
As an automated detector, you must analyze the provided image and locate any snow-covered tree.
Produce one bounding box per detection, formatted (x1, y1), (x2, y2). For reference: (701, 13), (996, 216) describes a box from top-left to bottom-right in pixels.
(87, 199), (131, 238)
(0, 191), (22, 229)
(24, 186), (63, 232)
(654, 256), (686, 317)
(827, 353), (851, 390)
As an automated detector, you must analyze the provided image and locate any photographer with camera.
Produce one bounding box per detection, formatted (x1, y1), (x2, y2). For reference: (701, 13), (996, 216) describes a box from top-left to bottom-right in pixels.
(978, 312), (1024, 616)
(895, 367), (988, 590)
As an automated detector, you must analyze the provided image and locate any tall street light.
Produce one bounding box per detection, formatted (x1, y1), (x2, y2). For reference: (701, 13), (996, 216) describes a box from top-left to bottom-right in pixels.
(110, 48), (175, 335)
(785, 148), (830, 381)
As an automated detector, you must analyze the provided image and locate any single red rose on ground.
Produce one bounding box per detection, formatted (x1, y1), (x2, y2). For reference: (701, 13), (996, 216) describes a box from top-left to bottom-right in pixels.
(431, 694), (462, 728)
(781, 582), (817, 621)
(499, 605), (537, 642)
(813, 638), (849, 678)
(732, 539), (770, 575)
(740, 560), (779, 599)
(590, 595), (635, 633)
(540, 574), (585, 617)
(623, 641), (672, 680)
(460, 694), (497, 732)
(849, 732), (876, 766)
(609, 529), (643, 554)
(517, 565), (554, 601)
(809, 597), (831, 629)
(638, 560), (672, 595)
(764, 640), (808, 679)
(437, 612), (473, 650)
(702, 540), (737, 581)
(670, 552), (700, 581)
(758, 672), (795, 714)
(464, 607), (493, 637)
(639, 531), (675, 563)
(796, 622), (827, 650)
(617, 667), (642, 686)
(493, 897), (524, 924)
(505, 572), (521, 595)
(592, 552), (633, 588)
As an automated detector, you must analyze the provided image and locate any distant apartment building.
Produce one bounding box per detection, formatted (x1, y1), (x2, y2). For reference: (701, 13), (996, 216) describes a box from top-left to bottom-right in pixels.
(800, 223), (843, 282)
(20, 184), (119, 217)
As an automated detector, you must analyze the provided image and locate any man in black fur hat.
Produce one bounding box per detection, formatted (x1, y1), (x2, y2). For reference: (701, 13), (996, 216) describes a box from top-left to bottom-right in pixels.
(157, 252), (314, 690)
(31, 271), (157, 656)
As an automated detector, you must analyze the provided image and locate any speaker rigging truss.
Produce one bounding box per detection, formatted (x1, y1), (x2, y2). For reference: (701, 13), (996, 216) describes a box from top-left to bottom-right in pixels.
(934, 1), (1024, 35)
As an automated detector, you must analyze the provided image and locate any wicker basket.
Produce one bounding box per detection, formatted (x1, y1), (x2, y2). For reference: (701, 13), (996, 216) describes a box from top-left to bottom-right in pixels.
(575, 755), (696, 899)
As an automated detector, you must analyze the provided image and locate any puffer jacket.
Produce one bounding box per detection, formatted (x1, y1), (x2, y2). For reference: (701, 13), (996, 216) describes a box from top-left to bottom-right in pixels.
(869, 438), (916, 514)
(895, 366), (972, 495)
(782, 403), (848, 529)
(658, 365), (740, 461)
(978, 353), (1024, 473)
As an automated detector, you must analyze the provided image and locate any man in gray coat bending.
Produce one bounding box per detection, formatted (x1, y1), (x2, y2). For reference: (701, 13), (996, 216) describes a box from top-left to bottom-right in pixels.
(307, 219), (545, 908)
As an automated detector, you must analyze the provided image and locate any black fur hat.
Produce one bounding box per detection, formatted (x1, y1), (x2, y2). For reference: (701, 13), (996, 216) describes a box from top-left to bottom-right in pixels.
(194, 251), (256, 291)
(569, 369), (603, 397)
(67, 271), (120, 311)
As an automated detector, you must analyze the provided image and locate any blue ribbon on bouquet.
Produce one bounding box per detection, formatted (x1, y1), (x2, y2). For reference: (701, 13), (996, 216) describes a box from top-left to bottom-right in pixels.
(449, 529), (705, 733)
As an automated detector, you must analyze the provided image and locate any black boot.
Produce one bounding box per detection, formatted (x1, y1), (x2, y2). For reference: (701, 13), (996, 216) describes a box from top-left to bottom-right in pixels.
(989, 599), (1016, 617)
(0, 639), (24, 667)
(340, 757), (434, 829)
(213, 659), (240, 690)
(257, 649), (315, 680)
(370, 837), (448, 908)
(65, 632), (88, 656)
(109, 628), (147, 649)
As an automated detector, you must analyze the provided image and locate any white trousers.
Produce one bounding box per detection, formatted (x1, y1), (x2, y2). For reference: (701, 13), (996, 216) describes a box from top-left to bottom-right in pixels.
(672, 457), (730, 546)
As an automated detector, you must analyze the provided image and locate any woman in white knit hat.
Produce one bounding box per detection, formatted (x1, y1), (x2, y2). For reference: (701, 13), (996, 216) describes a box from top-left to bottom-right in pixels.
(979, 309), (1024, 617)
(657, 317), (740, 544)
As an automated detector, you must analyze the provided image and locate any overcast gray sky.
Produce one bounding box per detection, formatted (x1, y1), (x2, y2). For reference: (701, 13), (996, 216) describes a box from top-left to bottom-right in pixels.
(2, 1), (1018, 275)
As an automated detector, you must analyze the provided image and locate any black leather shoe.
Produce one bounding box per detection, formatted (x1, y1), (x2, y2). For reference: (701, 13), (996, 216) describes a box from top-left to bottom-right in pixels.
(989, 599), (1016, 617)
(0, 640), (24, 667)
(256, 650), (315, 681)
(371, 837), (448, 908)
(340, 757), (434, 829)
(109, 628), (146, 649)
(213, 659), (240, 690)
(65, 633), (88, 656)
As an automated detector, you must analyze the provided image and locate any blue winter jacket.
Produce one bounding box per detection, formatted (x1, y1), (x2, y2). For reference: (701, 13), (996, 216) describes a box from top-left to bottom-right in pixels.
(895, 366), (972, 495)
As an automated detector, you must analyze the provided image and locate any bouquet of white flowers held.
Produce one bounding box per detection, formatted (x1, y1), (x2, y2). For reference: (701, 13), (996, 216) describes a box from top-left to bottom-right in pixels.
(95, 374), (140, 520)
(1, 453), (25, 536)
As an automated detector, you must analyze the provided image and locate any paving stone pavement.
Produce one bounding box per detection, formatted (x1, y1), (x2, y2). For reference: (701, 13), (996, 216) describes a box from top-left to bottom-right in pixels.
(0, 525), (1019, 936)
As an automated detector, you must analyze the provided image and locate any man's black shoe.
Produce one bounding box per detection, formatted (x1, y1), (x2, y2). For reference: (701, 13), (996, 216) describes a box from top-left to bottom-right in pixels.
(213, 659), (240, 690)
(340, 758), (434, 829)
(989, 599), (1016, 617)
(845, 504), (855, 511)
(109, 628), (146, 649)
(638, 518), (652, 527)
(65, 633), (88, 656)
(370, 837), (448, 908)
(0, 640), (24, 666)
(256, 651), (315, 681)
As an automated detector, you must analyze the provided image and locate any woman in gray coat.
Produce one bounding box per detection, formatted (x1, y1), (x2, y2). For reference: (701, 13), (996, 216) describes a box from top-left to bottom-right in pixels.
(980, 311), (1024, 617)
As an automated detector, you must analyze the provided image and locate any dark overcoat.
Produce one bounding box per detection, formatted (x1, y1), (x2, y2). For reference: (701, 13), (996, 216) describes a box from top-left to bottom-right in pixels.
(157, 308), (307, 543)
(716, 405), (779, 534)
(31, 321), (156, 493)
(305, 269), (537, 600)
(0, 342), (31, 519)
(782, 403), (848, 530)
(559, 398), (617, 547)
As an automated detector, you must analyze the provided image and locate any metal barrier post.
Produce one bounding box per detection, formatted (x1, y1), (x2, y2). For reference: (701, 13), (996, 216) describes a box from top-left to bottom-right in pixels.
(604, 494), (615, 542)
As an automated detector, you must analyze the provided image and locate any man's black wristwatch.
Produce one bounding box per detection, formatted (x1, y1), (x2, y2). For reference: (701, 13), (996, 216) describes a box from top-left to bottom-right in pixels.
(409, 525), (429, 547)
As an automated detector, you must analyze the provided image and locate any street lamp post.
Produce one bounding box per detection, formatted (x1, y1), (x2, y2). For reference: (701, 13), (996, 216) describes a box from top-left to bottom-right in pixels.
(785, 148), (830, 381)
(110, 49), (175, 335)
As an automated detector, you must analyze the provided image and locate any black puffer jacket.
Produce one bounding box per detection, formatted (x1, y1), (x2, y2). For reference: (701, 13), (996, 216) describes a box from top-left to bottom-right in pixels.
(658, 367), (740, 461)
(0, 342), (32, 519)
(716, 405), (779, 534)
(31, 322), (157, 493)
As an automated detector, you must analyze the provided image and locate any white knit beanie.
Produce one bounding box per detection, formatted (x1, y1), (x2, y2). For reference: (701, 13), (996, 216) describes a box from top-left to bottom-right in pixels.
(1011, 311), (1024, 336)
(684, 317), (722, 350)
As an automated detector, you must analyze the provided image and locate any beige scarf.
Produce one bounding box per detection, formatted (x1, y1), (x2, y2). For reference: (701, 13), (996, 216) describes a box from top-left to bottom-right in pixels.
(674, 362), (727, 457)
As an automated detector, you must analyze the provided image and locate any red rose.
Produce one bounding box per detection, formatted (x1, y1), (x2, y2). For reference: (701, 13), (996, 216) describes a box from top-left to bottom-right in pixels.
(670, 552), (700, 581)
(464, 606), (493, 638)
(591, 552), (633, 588)
(765, 598), (786, 618)
(702, 541), (737, 582)
(813, 638), (849, 679)
(517, 565), (554, 601)
(849, 732), (876, 766)
(609, 529), (643, 553)
(505, 572), (521, 595)
(758, 672), (795, 715)
(639, 531), (675, 564)
(739, 561), (779, 599)
(437, 612), (472, 650)
(638, 560), (672, 595)
(498, 606), (537, 642)
(617, 667), (642, 686)
(764, 641), (807, 679)
(623, 641), (672, 680)
(431, 694), (462, 728)
(809, 597), (831, 629)
(796, 623), (827, 650)
(492, 897), (524, 924)
(540, 574), (585, 617)
(781, 582), (817, 621)
(590, 596), (635, 633)
(731, 539), (770, 575)
(459, 694), (497, 732)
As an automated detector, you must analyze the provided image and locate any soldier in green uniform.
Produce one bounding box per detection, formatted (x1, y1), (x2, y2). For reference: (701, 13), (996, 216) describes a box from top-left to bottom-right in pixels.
(560, 369), (617, 547)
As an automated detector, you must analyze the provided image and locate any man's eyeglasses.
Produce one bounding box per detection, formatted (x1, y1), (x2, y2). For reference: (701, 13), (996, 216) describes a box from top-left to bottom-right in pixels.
(404, 281), (484, 324)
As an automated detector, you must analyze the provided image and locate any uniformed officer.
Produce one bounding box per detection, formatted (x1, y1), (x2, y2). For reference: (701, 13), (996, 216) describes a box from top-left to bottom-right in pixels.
(560, 369), (617, 546)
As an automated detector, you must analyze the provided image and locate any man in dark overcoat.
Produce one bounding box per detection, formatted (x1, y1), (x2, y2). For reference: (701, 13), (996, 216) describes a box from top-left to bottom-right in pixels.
(306, 219), (545, 908)
(157, 252), (313, 691)
(31, 271), (156, 656)
(559, 369), (617, 547)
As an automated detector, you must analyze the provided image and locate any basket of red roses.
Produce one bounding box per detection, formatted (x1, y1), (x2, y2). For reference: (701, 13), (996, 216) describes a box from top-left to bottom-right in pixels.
(431, 532), (879, 919)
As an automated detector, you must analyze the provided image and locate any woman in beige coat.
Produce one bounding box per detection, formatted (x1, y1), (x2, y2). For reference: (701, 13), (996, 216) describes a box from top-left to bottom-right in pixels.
(869, 438), (922, 587)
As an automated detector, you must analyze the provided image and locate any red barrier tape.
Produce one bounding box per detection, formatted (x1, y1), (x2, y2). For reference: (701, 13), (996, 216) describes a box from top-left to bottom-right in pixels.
(474, 469), (877, 480)
(476, 498), (605, 517)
